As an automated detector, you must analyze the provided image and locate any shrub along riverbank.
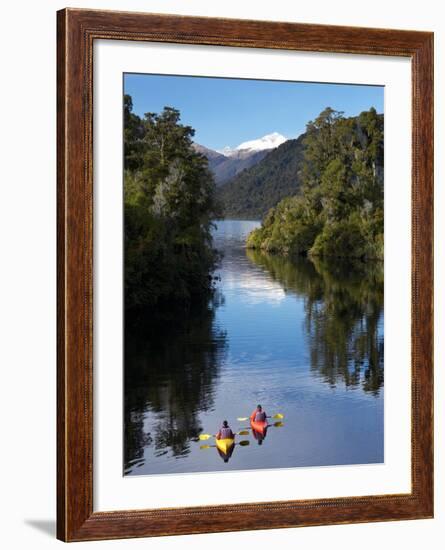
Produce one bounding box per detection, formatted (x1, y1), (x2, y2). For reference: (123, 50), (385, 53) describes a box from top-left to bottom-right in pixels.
(246, 107), (384, 260)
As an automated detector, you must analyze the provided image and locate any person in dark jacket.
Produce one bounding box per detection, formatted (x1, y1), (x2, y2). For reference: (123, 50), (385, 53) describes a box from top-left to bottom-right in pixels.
(216, 420), (234, 440)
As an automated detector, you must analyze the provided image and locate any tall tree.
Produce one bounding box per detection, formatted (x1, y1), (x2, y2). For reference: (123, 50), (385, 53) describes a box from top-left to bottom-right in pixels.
(124, 97), (219, 313)
(247, 107), (384, 260)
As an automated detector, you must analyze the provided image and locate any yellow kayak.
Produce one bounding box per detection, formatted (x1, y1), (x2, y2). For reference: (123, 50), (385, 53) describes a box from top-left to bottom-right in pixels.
(215, 437), (234, 455)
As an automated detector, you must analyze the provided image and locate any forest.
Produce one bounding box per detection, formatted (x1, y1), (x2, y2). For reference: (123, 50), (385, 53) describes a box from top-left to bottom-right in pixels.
(217, 134), (305, 219)
(246, 107), (384, 260)
(124, 94), (219, 317)
(124, 99), (383, 319)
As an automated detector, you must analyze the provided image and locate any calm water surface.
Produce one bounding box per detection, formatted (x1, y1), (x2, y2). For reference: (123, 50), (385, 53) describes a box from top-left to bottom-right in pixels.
(125, 220), (384, 475)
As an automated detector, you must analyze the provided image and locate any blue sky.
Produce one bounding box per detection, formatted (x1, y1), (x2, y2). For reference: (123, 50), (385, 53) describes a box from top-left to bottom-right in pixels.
(124, 73), (383, 151)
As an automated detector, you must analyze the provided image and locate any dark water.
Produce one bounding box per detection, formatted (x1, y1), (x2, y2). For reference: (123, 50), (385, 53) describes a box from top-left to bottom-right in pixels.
(125, 220), (384, 475)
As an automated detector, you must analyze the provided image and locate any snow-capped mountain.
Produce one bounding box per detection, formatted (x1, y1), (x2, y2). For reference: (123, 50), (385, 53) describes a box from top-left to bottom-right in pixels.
(219, 132), (287, 157)
(193, 132), (288, 185)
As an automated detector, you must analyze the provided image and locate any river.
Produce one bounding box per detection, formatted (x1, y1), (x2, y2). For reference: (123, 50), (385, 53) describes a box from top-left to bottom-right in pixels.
(124, 219), (384, 475)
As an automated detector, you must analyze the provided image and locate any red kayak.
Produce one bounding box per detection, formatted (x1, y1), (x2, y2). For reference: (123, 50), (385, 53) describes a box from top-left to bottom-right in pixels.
(250, 418), (268, 434)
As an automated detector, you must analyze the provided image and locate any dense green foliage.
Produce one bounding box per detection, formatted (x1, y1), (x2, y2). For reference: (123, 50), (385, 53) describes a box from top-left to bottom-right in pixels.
(124, 95), (219, 314)
(246, 108), (384, 259)
(217, 135), (305, 219)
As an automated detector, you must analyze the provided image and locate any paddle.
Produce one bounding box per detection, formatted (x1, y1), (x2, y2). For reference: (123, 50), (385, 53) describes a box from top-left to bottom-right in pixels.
(198, 429), (250, 441)
(237, 413), (284, 422)
(200, 440), (250, 450)
(239, 421), (284, 430)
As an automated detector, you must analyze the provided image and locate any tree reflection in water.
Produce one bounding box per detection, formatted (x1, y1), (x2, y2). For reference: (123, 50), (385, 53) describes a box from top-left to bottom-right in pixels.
(125, 249), (383, 474)
(124, 293), (227, 473)
(246, 250), (384, 396)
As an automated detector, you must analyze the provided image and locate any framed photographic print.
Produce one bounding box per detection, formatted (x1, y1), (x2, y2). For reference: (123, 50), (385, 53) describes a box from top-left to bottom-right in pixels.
(57, 8), (433, 542)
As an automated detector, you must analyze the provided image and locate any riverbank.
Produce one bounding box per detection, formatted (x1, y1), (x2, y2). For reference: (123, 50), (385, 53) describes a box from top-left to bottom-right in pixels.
(241, 108), (383, 260)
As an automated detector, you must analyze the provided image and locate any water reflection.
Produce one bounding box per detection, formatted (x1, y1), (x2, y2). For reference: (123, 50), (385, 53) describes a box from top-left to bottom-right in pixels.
(124, 297), (228, 473)
(245, 250), (384, 396)
(124, 220), (383, 475)
(217, 444), (236, 463)
(251, 427), (268, 445)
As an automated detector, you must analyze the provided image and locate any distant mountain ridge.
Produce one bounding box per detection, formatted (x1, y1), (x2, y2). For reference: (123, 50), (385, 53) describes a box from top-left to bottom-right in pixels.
(192, 144), (227, 172)
(216, 111), (383, 221)
(193, 132), (287, 185)
(217, 134), (306, 220)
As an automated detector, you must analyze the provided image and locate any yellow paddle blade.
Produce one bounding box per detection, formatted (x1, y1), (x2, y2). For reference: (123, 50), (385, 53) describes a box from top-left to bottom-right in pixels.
(200, 444), (211, 450)
(199, 434), (213, 441)
(238, 440), (250, 446)
(272, 413), (284, 419)
(237, 417), (249, 421)
(237, 430), (249, 436)
(273, 421), (284, 428)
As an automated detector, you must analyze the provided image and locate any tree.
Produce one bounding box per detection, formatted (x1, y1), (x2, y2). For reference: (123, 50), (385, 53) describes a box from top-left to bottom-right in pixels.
(123, 96), (219, 314)
(124, 94), (144, 171)
(247, 107), (384, 260)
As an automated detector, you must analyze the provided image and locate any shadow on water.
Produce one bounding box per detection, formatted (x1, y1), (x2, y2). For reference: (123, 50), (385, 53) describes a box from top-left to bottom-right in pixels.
(124, 293), (228, 473)
(245, 250), (384, 395)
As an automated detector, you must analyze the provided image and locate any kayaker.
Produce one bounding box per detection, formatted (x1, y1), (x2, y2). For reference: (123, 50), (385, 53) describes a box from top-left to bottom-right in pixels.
(250, 404), (267, 422)
(216, 420), (235, 440)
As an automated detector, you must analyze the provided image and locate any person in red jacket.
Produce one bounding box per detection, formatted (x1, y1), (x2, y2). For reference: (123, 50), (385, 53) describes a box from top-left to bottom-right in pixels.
(250, 404), (267, 422)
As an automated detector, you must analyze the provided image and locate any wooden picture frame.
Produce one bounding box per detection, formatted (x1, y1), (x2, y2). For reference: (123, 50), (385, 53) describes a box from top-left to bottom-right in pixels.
(57, 8), (433, 542)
